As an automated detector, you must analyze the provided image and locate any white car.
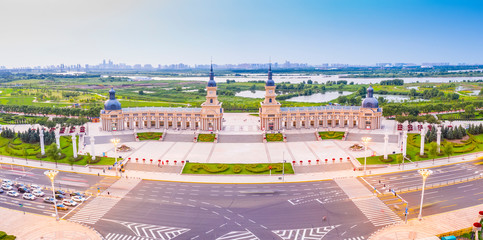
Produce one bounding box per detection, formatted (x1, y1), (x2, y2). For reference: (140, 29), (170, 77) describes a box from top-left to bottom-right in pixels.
(23, 193), (36, 200)
(71, 196), (86, 202)
(1, 184), (13, 190)
(32, 190), (45, 197)
(30, 184), (41, 190)
(6, 190), (19, 197)
(2, 179), (13, 185)
(63, 199), (78, 206)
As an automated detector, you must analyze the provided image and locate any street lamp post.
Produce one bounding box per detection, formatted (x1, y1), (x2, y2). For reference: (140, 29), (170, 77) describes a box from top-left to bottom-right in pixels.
(111, 138), (120, 176)
(44, 170), (59, 221)
(362, 137), (372, 175)
(417, 169), (433, 221)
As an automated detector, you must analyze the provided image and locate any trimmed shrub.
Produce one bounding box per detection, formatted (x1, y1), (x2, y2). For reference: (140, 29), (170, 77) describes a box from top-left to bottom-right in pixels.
(233, 165), (242, 173)
(36, 153), (47, 158)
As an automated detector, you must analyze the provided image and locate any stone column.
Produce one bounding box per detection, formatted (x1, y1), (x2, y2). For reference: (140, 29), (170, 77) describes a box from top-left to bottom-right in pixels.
(71, 134), (77, 158)
(402, 131), (408, 158)
(55, 132), (60, 149)
(40, 129), (45, 155)
(90, 136), (95, 160)
(420, 128), (426, 156)
(437, 127), (442, 153)
(384, 131), (389, 160)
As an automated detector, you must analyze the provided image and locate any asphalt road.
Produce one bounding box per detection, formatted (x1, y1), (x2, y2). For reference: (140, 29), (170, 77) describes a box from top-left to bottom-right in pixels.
(93, 180), (376, 240)
(362, 161), (483, 193)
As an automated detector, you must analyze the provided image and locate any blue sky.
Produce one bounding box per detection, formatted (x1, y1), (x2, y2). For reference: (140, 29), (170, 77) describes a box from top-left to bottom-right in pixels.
(0, 0), (482, 67)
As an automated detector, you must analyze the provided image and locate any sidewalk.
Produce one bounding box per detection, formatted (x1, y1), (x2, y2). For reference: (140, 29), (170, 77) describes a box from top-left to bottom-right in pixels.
(0, 207), (102, 240)
(369, 203), (483, 240)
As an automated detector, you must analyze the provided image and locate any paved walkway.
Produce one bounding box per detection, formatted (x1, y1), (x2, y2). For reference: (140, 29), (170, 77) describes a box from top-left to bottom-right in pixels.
(0, 207), (101, 240)
(369, 203), (483, 240)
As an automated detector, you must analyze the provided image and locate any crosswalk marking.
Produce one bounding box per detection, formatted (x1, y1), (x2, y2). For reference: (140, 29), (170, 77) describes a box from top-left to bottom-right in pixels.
(104, 233), (150, 240)
(273, 226), (339, 240)
(344, 237), (365, 240)
(334, 178), (401, 227)
(69, 178), (141, 224)
(216, 230), (259, 240)
(352, 197), (401, 226)
(104, 219), (190, 240)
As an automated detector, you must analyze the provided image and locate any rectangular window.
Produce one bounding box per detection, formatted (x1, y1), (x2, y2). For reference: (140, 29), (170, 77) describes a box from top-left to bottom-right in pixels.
(111, 115), (117, 118)
(133, 114), (138, 116)
(268, 114), (275, 117)
(207, 115), (214, 118)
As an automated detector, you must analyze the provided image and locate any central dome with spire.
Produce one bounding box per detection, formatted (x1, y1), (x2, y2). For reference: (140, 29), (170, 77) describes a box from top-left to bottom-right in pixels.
(207, 63), (216, 87)
(104, 88), (122, 110)
(362, 85), (379, 108)
(266, 64), (275, 86)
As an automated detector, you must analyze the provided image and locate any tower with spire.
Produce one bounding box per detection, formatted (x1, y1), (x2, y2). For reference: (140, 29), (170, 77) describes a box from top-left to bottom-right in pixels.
(201, 62), (223, 131)
(259, 63), (281, 131)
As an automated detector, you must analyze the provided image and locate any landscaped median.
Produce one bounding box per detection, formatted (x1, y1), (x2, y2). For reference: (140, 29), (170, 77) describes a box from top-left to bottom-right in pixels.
(182, 162), (294, 175)
(0, 231), (15, 240)
(318, 131), (345, 140)
(136, 132), (163, 141)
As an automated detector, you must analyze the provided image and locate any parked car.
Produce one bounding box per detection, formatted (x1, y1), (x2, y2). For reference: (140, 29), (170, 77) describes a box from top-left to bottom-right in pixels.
(0, 189), (4, 194)
(71, 192), (86, 197)
(2, 179), (13, 185)
(43, 197), (55, 204)
(1, 184), (13, 190)
(55, 194), (65, 200)
(62, 199), (77, 206)
(56, 204), (68, 211)
(6, 191), (19, 197)
(55, 190), (66, 195)
(22, 193), (36, 200)
(18, 187), (30, 193)
(30, 184), (41, 190)
(14, 183), (26, 188)
(32, 190), (45, 197)
(71, 196), (86, 202)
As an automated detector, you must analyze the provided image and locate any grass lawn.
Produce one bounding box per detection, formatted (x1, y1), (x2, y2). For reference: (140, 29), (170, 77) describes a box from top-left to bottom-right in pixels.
(358, 133), (483, 165)
(319, 131), (345, 140)
(266, 133), (283, 142)
(182, 162), (294, 175)
(137, 132), (163, 141)
(197, 134), (215, 142)
(0, 135), (115, 166)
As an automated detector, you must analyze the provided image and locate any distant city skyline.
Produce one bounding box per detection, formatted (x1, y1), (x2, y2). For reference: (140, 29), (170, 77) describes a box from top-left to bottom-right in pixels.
(1, 0), (482, 68)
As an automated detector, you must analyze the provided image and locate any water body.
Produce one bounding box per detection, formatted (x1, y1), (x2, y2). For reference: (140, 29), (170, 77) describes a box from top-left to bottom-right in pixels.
(123, 74), (483, 84)
(285, 91), (353, 103)
(373, 94), (429, 103)
(235, 90), (266, 98)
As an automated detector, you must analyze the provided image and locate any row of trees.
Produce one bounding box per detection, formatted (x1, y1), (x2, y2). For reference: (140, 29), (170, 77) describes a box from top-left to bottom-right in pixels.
(0, 104), (102, 117)
(17, 128), (56, 145)
(395, 114), (440, 124)
(380, 79), (404, 85)
(383, 100), (483, 117)
(425, 125), (467, 142)
(467, 123), (483, 135)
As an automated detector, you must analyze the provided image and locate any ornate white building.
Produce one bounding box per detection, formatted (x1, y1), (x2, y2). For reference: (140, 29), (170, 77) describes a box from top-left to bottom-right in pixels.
(259, 65), (383, 130)
(100, 65), (223, 131)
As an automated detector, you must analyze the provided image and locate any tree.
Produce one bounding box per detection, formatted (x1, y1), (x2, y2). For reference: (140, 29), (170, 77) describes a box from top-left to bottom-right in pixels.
(428, 142), (438, 164)
(464, 104), (476, 118)
(46, 145), (62, 168)
(442, 142), (454, 162)
(68, 156), (75, 170)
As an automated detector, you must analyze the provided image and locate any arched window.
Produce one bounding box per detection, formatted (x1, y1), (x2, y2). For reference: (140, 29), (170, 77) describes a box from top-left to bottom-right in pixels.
(269, 98), (272, 103)
(210, 99), (213, 103)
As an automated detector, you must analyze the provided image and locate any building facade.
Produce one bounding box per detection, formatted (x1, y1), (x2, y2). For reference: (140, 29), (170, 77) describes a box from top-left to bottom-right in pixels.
(259, 66), (382, 130)
(100, 65), (223, 131)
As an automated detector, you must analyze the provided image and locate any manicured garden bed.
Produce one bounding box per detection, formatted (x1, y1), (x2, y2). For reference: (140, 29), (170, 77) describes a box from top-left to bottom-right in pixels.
(0, 231), (16, 240)
(0, 133), (115, 165)
(197, 134), (215, 142)
(357, 133), (483, 165)
(318, 131), (345, 140)
(182, 162), (294, 175)
(266, 133), (283, 142)
(137, 132), (163, 141)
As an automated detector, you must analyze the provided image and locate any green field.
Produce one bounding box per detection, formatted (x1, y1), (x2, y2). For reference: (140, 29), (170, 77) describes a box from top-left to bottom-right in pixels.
(182, 162), (294, 175)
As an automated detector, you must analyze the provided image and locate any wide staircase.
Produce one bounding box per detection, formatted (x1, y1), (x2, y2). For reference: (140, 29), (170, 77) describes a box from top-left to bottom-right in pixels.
(68, 178), (142, 225)
(163, 133), (194, 142)
(285, 133), (317, 142)
(218, 134), (263, 143)
(334, 178), (401, 227)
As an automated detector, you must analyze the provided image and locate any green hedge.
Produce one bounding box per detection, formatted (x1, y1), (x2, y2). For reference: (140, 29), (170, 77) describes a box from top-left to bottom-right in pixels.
(137, 132), (163, 141)
(266, 133), (283, 142)
(197, 134), (215, 142)
(318, 131), (345, 140)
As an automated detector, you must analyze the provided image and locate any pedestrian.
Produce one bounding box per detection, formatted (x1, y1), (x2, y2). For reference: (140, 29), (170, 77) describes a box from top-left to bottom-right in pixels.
(103, 169), (105, 173)
(97, 173), (100, 177)
(107, 191), (110, 195)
